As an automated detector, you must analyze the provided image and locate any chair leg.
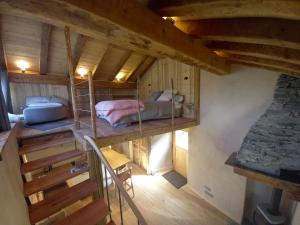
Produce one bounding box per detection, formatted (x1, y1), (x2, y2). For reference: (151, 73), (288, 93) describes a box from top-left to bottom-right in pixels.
(130, 176), (135, 198)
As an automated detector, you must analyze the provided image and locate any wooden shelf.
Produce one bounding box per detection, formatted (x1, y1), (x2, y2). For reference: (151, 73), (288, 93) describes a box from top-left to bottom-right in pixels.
(226, 153), (300, 202)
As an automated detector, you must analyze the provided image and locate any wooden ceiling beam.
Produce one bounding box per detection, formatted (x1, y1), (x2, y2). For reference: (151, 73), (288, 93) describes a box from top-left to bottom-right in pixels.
(127, 56), (156, 82)
(0, 15), (7, 71)
(149, 0), (300, 21)
(207, 42), (300, 65)
(0, 0), (229, 75)
(8, 72), (137, 89)
(40, 24), (52, 74)
(175, 18), (300, 50)
(72, 34), (87, 71)
(220, 53), (300, 77)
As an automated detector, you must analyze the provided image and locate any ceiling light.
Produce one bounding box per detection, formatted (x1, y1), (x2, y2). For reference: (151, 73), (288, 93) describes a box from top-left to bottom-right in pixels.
(77, 67), (88, 78)
(16, 60), (30, 73)
(115, 72), (126, 81)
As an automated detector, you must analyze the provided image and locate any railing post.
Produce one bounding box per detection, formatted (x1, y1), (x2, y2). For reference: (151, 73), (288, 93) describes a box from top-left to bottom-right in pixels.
(88, 71), (97, 137)
(84, 135), (149, 225)
(64, 26), (80, 129)
(85, 141), (105, 225)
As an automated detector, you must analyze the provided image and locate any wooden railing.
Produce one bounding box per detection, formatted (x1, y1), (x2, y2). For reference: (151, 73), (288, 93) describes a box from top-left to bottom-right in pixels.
(84, 135), (148, 225)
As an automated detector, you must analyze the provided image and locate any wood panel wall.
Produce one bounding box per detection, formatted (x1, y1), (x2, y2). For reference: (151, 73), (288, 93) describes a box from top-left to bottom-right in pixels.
(10, 82), (69, 113)
(140, 58), (199, 118)
(0, 127), (30, 225)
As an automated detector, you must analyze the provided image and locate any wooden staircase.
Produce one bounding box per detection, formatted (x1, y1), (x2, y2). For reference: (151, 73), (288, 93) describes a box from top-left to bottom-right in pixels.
(18, 130), (115, 225)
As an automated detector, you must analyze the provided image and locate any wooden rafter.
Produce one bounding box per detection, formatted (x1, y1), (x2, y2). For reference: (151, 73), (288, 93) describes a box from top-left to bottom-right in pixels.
(175, 18), (300, 50)
(127, 56), (156, 82)
(149, 0), (300, 21)
(93, 45), (132, 81)
(207, 42), (300, 65)
(8, 72), (137, 89)
(64, 26), (79, 128)
(40, 24), (52, 74)
(72, 34), (87, 71)
(0, 0), (229, 75)
(0, 15), (7, 71)
(220, 53), (300, 77)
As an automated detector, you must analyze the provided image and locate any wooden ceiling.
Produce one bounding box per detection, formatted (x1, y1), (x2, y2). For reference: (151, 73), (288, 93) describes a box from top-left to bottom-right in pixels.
(1, 0), (300, 79)
(148, 0), (300, 77)
(0, 14), (156, 82)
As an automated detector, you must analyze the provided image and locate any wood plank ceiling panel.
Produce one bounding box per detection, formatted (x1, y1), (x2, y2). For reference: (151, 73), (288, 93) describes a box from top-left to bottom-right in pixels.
(127, 56), (156, 82)
(72, 34), (87, 72)
(0, 0), (229, 75)
(1, 15), (41, 73)
(93, 45), (131, 81)
(117, 52), (146, 82)
(75, 38), (108, 77)
(47, 26), (79, 75)
(39, 24), (52, 74)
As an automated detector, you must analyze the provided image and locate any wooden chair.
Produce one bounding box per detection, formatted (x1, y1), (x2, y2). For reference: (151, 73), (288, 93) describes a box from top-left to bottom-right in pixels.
(116, 166), (135, 198)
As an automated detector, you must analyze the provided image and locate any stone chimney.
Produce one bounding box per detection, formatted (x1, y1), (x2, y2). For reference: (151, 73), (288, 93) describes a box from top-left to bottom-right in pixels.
(237, 75), (300, 178)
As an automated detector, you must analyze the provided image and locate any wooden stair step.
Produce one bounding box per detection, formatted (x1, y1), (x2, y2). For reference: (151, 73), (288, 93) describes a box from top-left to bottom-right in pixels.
(20, 130), (73, 146)
(19, 136), (75, 155)
(29, 179), (98, 224)
(21, 149), (82, 174)
(53, 198), (110, 225)
(24, 164), (89, 196)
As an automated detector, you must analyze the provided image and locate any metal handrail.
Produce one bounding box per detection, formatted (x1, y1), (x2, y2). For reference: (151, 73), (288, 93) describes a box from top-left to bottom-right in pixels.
(84, 135), (148, 225)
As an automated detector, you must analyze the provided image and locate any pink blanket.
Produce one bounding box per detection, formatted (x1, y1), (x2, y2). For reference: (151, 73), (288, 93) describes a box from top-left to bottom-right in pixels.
(95, 100), (144, 125)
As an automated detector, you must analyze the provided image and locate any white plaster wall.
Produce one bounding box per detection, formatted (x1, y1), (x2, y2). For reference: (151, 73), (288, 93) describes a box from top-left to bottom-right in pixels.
(188, 64), (280, 223)
(292, 203), (300, 225)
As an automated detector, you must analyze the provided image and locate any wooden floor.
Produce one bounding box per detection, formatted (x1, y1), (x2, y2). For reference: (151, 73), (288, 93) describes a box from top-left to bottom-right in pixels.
(76, 116), (198, 146)
(16, 117), (197, 146)
(67, 164), (232, 225)
(110, 164), (231, 225)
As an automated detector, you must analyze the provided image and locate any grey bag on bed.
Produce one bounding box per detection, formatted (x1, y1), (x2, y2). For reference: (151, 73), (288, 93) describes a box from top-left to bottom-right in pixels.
(145, 91), (163, 102)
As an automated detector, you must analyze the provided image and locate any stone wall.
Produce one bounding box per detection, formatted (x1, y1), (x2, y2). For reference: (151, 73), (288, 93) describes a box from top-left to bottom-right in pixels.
(237, 75), (300, 177)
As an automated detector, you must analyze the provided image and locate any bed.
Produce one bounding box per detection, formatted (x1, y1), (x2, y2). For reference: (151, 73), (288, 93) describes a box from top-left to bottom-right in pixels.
(95, 90), (184, 127)
(23, 96), (69, 125)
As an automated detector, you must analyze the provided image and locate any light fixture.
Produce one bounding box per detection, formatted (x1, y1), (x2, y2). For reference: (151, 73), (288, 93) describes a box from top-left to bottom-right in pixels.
(77, 67), (88, 78)
(115, 72), (126, 81)
(16, 60), (30, 73)
(162, 16), (175, 24)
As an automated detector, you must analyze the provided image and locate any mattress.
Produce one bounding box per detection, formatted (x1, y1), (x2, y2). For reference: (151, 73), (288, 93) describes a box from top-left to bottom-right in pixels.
(99, 101), (182, 127)
(23, 105), (68, 125)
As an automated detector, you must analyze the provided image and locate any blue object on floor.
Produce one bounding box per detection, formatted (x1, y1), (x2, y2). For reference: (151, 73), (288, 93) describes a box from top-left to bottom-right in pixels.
(162, 170), (187, 189)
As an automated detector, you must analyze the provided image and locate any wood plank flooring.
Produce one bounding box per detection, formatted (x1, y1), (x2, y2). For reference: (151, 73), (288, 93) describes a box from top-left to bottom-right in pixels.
(68, 164), (232, 225)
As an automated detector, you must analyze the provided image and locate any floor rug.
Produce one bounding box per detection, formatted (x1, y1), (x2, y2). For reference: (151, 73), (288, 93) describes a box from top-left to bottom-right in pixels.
(162, 170), (187, 189)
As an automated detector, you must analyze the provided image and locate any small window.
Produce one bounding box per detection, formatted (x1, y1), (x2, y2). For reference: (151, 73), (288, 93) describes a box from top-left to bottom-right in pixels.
(175, 130), (188, 150)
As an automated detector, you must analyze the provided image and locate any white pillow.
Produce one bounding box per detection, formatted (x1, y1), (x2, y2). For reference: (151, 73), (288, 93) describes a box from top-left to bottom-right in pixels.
(27, 102), (63, 107)
(157, 89), (178, 101)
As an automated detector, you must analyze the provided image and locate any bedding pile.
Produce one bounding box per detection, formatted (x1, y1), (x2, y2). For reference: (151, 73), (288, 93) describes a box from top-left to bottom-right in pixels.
(95, 90), (185, 128)
(95, 100), (144, 126)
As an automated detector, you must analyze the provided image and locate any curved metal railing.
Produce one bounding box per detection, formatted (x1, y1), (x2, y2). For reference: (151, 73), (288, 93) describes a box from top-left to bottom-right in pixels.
(84, 135), (148, 225)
